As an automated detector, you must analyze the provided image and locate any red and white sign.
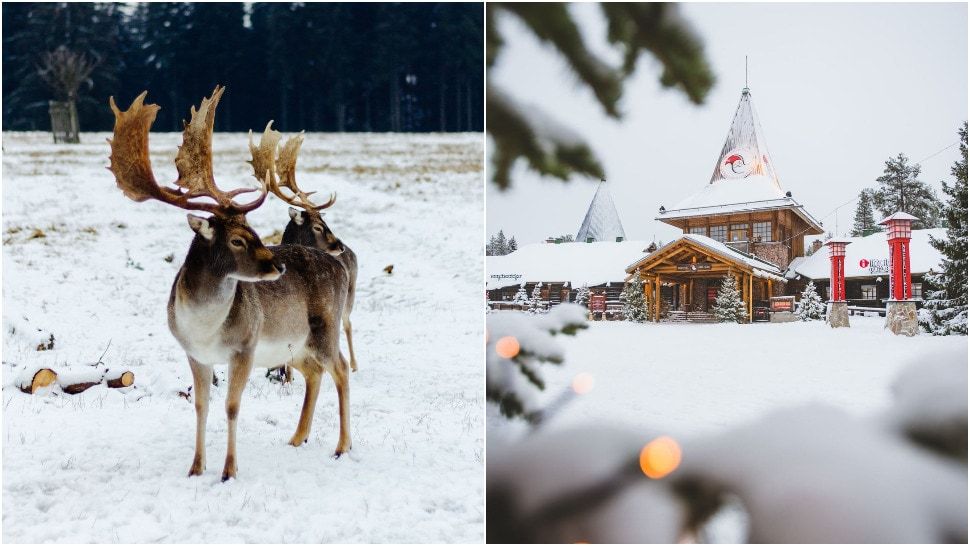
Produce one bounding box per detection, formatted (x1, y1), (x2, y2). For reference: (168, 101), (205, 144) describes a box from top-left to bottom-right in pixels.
(859, 258), (869, 268)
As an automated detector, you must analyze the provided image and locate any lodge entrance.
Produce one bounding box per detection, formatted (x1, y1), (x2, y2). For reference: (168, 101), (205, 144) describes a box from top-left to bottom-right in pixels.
(626, 237), (784, 323)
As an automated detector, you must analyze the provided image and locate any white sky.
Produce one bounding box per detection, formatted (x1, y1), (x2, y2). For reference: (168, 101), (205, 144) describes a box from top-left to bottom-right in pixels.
(486, 2), (969, 246)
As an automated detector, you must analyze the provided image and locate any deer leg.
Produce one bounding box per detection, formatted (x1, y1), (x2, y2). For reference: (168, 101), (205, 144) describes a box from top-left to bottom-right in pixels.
(343, 315), (357, 372)
(222, 352), (254, 482)
(188, 357), (211, 477)
(331, 353), (352, 457)
(288, 358), (322, 447)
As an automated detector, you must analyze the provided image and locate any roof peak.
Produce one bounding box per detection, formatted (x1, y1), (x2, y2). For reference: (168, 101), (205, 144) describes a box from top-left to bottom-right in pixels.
(709, 88), (781, 189)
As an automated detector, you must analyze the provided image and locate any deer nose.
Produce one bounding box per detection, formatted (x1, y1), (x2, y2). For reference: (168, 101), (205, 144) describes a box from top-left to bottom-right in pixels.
(273, 257), (286, 275)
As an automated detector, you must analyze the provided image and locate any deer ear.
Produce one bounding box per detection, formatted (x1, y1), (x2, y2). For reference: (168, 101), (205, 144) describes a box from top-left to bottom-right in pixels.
(288, 208), (304, 225)
(187, 214), (214, 240)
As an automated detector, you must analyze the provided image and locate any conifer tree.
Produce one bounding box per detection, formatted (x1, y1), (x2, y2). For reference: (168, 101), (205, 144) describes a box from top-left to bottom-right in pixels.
(851, 190), (880, 237)
(871, 153), (943, 229)
(920, 122), (968, 335)
(712, 275), (746, 323)
(529, 282), (544, 313)
(796, 281), (826, 321)
(512, 283), (529, 308)
(574, 284), (590, 307)
(508, 236), (518, 252)
(619, 275), (649, 322)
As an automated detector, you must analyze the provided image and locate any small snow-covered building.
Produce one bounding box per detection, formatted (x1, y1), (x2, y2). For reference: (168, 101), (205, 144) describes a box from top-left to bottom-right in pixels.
(576, 180), (626, 243)
(787, 228), (945, 308)
(486, 240), (650, 310)
(628, 86), (825, 321)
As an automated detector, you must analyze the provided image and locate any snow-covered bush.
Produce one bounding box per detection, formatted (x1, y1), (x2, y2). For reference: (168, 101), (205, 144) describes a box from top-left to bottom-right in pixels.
(619, 275), (649, 322)
(713, 275), (746, 323)
(795, 281), (825, 321)
(486, 304), (588, 423)
(574, 284), (590, 307)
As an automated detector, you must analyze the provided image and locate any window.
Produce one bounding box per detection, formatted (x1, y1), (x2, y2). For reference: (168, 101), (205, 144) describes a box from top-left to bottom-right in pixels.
(912, 283), (922, 299)
(753, 221), (772, 242)
(861, 284), (877, 300)
(709, 225), (727, 243)
(688, 226), (706, 236)
(730, 223), (749, 241)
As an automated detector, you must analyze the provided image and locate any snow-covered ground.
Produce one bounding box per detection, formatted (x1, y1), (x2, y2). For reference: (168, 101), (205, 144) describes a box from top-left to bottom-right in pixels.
(489, 316), (967, 440)
(2, 131), (484, 543)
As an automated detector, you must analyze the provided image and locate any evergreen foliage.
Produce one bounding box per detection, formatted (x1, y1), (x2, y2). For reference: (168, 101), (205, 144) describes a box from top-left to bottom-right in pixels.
(574, 284), (590, 307)
(619, 275), (649, 322)
(529, 282), (544, 313)
(796, 281), (826, 321)
(871, 153), (943, 229)
(512, 284), (529, 306)
(2, 3), (483, 132)
(851, 190), (880, 237)
(920, 122), (968, 336)
(487, 3), (713, 188)
(712, 275), (746, 323)
(487, 229), (520, 255)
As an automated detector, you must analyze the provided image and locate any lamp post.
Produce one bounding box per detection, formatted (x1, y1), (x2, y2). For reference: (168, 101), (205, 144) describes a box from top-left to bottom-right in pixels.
(824, 238), (852, 328)
(878, 212), (919, 336)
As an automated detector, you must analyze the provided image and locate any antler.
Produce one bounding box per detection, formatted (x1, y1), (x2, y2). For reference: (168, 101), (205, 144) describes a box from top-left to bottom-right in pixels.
(250, 127), (336, 212)
(107, 85), (267, 216)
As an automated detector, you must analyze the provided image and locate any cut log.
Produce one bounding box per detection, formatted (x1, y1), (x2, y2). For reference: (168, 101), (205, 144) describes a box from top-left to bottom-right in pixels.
(106, 370), (134, 389)
(18, 368), (57, 394)
(61, 381), (101, 395)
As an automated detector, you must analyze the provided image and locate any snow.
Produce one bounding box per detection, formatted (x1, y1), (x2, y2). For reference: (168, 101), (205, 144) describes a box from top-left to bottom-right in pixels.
(486, 240), (649, 289)
(2, 130), (484, 543)
(488, 316), (968, 542)
(790, 228), (946, 280)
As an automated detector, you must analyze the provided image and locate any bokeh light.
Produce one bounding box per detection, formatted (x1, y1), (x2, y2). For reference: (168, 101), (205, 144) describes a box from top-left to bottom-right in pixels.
(495, 336), (520, 359)
(571, 372), (594, 394)
(639, 436), (682, 479)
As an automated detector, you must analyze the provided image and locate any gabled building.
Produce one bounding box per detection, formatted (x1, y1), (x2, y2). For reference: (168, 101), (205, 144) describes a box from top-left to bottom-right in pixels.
(629, 87), (825, 321)
(656, 87), (823, 268)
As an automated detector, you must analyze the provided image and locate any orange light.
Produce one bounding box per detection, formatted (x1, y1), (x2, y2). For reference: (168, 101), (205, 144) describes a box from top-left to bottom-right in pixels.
(571, 372), (594, 394)
(495, 336), (520, 359)
(639, 436), (682, 479)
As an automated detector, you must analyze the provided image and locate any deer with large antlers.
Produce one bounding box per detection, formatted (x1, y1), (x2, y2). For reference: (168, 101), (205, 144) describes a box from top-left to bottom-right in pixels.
(250, 123), (360, 373)
(107, 86), (352, 481)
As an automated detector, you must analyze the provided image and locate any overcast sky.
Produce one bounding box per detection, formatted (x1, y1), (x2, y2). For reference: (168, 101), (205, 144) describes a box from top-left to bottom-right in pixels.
(486, 2), (968, 247)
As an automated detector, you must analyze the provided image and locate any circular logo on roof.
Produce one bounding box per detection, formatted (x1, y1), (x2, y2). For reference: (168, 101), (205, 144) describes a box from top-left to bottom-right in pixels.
(719, 148), (754, 179)
(859, 259), (869, 268)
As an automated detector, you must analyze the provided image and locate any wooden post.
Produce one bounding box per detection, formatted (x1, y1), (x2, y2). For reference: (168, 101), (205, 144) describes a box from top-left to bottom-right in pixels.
(688, 278), (693, 308)
(747, 273), (753, 322)
(655, 275), (662, 322)
(768, 278), (773, 298)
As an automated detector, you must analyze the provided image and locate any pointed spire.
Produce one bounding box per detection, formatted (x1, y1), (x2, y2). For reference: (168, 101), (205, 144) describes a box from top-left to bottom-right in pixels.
(709, 88), (781, 189)
(576, 180), (626, 243)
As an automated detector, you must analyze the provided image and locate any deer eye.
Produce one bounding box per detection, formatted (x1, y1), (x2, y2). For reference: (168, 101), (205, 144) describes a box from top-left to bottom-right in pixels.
(312, 225), (323, 233)
(230, 238), (246, 248)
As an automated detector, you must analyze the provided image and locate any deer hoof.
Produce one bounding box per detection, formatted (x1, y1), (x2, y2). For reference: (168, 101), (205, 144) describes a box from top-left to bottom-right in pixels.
(188, 456), (205, 476)
(288, 435), (307, 447)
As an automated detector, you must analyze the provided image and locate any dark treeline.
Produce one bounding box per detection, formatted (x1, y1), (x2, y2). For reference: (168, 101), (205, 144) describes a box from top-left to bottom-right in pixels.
(2, 2), (483, 133)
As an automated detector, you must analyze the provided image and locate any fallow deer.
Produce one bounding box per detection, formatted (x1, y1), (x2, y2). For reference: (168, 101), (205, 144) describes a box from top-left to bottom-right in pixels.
(248, 123), (360, 372)
(107, 86), (352, 481)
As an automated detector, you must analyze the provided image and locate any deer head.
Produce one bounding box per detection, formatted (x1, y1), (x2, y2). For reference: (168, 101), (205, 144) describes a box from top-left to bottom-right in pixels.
(107, 86), (284, 281)
(248, 123), (344, 256)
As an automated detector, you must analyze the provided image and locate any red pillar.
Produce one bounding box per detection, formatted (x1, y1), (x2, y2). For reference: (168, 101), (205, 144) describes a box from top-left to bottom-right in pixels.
(824, 239), (851, 301)
(879, 213), (917, 301)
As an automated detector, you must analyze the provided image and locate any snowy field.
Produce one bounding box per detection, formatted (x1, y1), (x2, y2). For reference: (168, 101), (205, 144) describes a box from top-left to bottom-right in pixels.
(2, 131), (484, 543)
(488, 316), (968, 440)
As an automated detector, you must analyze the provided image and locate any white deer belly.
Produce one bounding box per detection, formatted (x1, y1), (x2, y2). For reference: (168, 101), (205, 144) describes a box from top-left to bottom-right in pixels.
(252, 337), (308, 368)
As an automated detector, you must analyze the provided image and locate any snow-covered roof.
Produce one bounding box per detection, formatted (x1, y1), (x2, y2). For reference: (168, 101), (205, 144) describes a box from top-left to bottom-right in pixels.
(788, 229), (946, 280)
(576, 180), (626, 242)
(626, 234), (786, 281)
(486, 240), (649, 289)
(879, 212), (920, 224)
(656, 88), (823, 233)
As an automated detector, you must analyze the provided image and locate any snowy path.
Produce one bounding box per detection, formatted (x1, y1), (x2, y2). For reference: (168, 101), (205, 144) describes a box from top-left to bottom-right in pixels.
(2, 131), (484, 543)
(489, 317), (968, 440)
